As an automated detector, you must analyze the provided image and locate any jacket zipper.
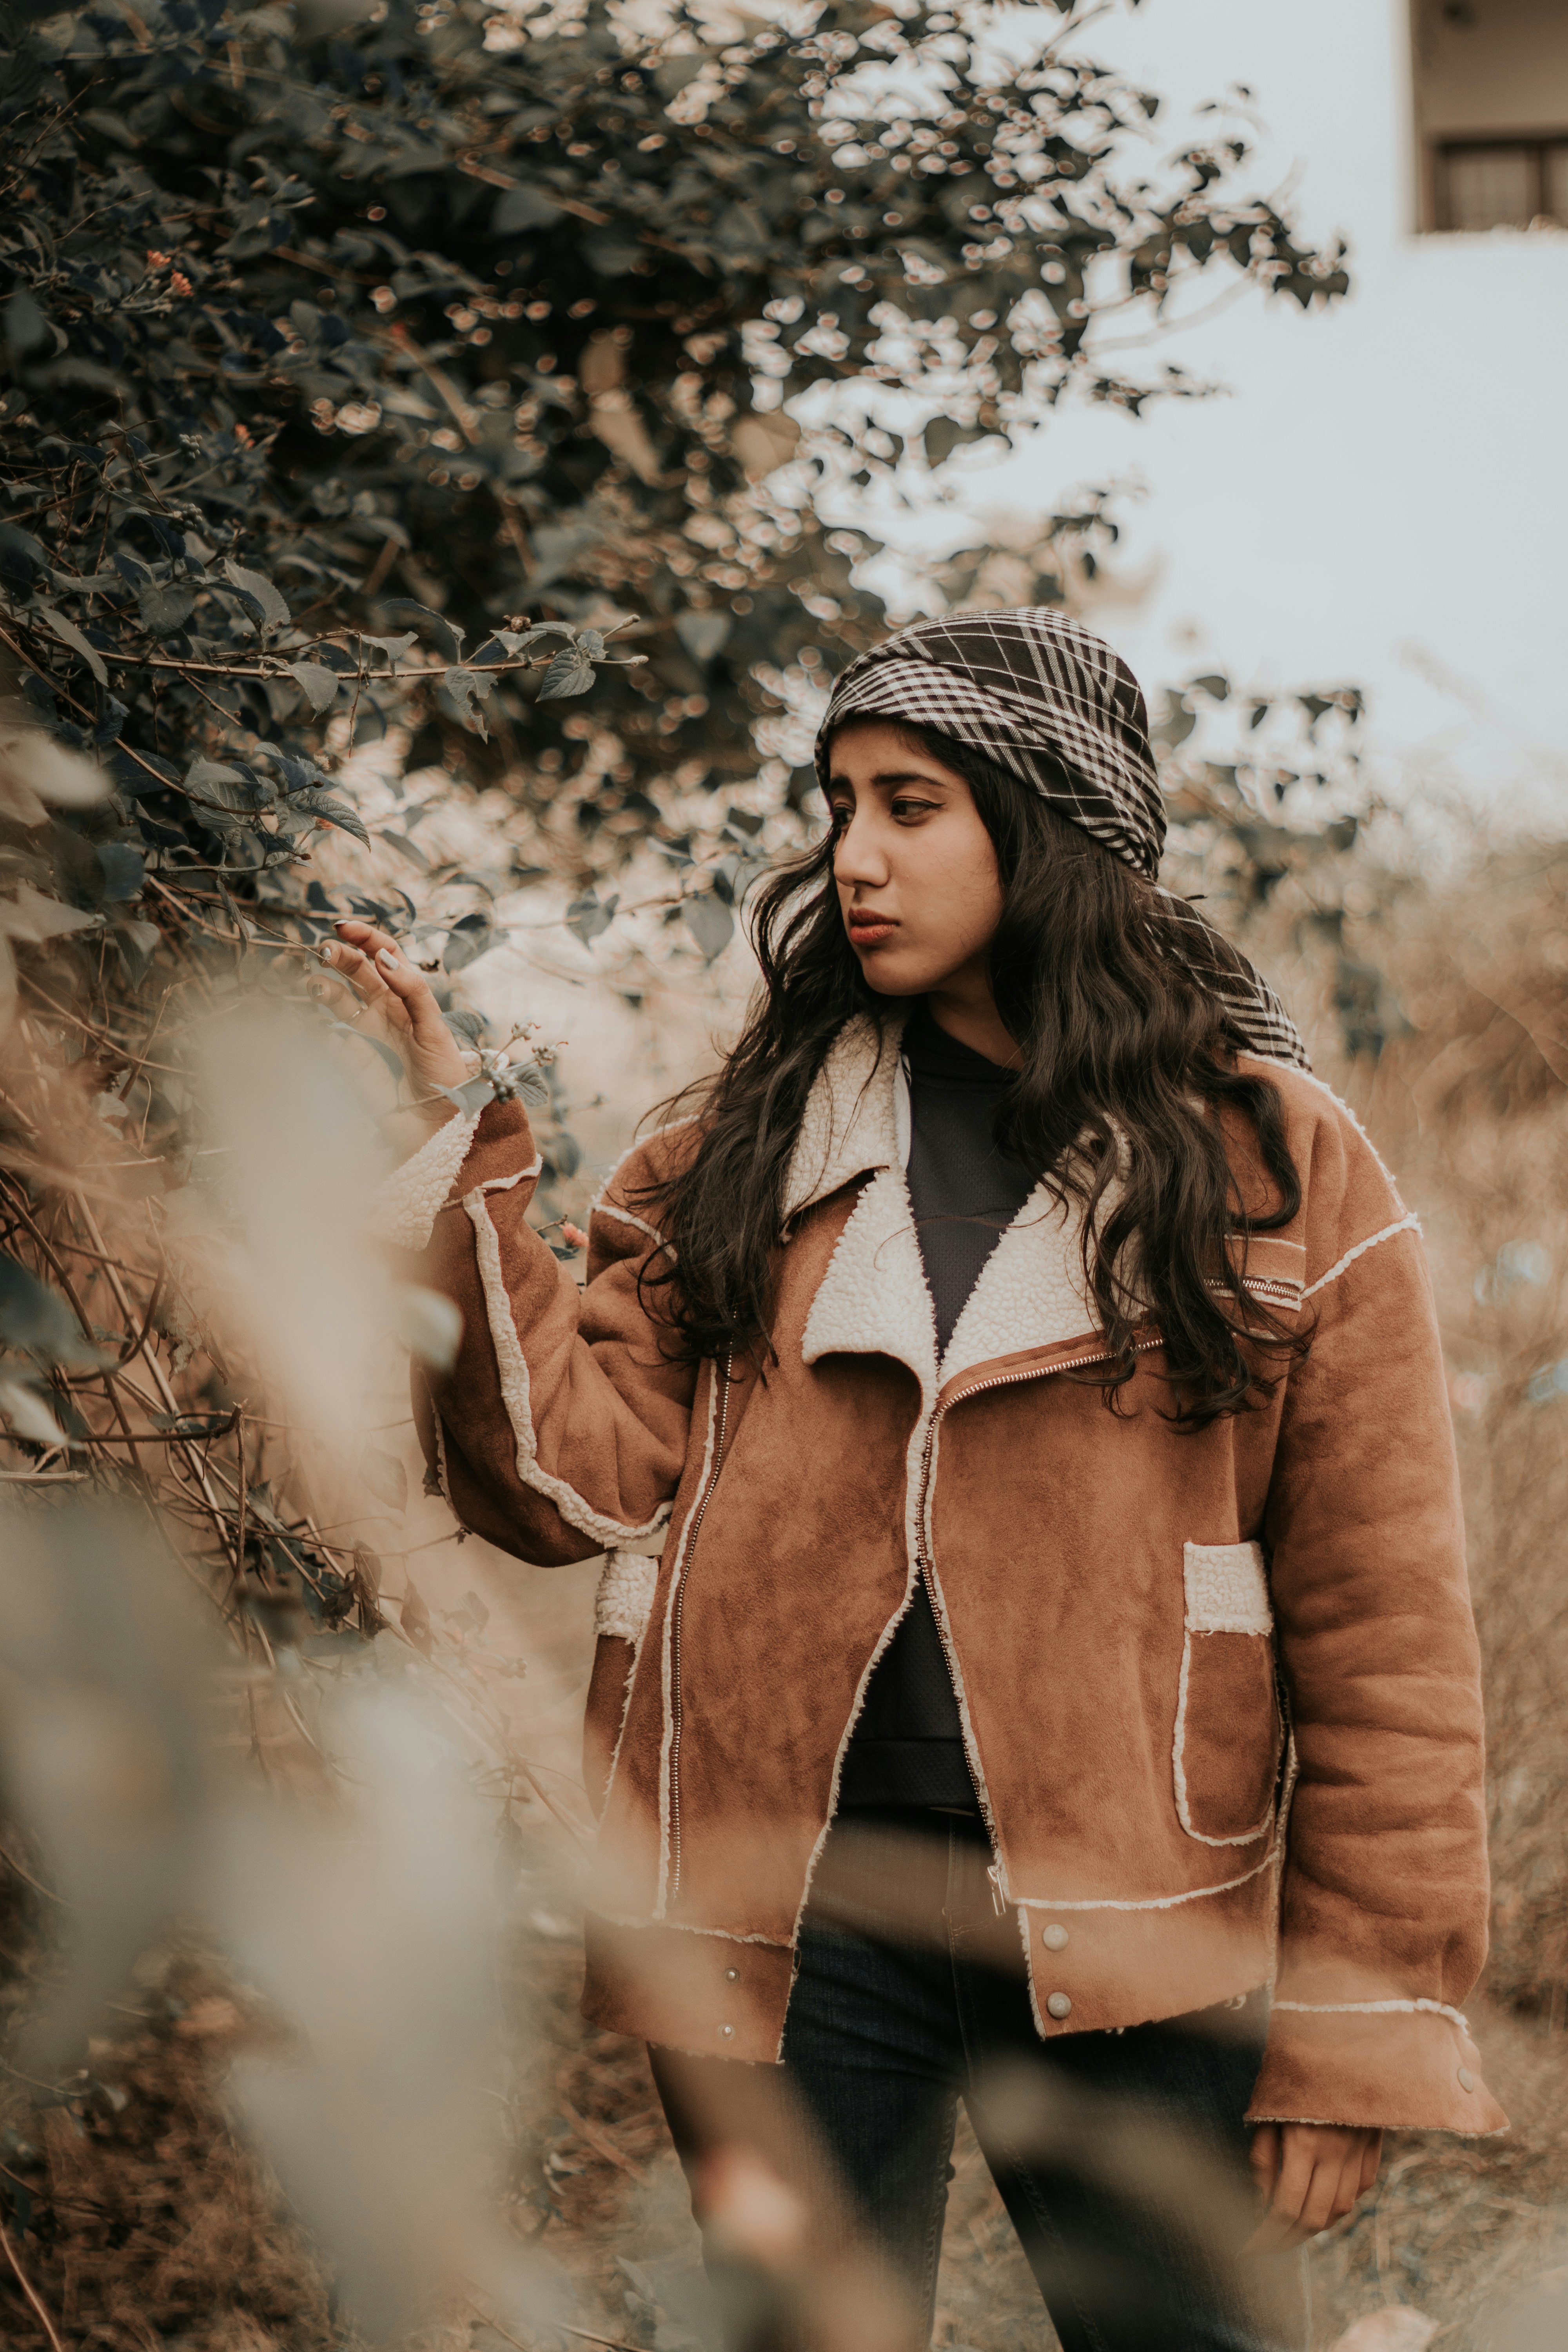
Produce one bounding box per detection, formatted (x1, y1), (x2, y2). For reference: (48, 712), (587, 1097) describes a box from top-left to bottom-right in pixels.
(913, 1336), (1164, 1906)
(668, 1352), (731, 1903)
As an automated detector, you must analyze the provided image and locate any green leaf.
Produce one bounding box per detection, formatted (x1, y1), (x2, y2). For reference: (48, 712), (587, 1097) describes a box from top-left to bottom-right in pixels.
(492, 183), (565, 233)
(35, 604), (108, 687)
(288, 661), (341, 711)
(222, 557), (289, 633)
(137, 581), (196, 637)
(538, 647), (596, 700)
(682, 894), (734, 962)
(0, 1376), (67, 1448)
(97, 842), (145, 901)
(0, 1253), (100, 1370)
(675, 610), (731, 665)
(566, 890), (617, 946)
(294, 789), (370, 845)
(434, 1072), (495, 1115)
(443, 915), (493, 972)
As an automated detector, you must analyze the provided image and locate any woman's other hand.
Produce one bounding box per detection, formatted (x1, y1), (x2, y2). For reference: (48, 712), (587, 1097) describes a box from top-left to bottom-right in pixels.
(1246, 2121), (1383, 2250)
(315, 919), (474, 1125)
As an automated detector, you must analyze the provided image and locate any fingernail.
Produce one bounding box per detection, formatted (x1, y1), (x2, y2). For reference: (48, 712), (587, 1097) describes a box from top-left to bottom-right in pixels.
(316, 943), (335, 964)
(377, 947), (398, 967)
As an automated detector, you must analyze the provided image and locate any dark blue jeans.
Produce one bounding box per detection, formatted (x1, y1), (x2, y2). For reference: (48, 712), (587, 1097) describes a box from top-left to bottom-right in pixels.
(657, 1809), (1301, 2352)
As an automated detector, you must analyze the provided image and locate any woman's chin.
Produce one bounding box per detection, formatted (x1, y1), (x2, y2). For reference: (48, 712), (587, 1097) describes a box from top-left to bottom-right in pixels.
(855, 952), (933, 999)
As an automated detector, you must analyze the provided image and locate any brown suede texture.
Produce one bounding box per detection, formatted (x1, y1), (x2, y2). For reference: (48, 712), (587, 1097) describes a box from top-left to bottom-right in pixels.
(414, 1056), (1506, 2136)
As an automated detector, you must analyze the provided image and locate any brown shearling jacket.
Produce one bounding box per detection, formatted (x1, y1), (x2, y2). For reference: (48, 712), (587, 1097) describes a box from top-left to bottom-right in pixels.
(383, 1014), (1504, 2135)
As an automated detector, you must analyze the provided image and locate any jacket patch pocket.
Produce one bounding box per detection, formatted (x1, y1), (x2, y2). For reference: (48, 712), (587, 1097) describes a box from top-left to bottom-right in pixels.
(1174, 1541), (1281, 1847)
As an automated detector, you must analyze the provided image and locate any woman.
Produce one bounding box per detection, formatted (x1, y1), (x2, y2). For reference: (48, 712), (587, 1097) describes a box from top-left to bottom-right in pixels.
(342, 608), (1502, 2351)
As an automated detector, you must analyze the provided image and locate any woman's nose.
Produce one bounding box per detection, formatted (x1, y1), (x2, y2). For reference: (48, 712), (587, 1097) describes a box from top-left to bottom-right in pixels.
(833, 811), (890, 887)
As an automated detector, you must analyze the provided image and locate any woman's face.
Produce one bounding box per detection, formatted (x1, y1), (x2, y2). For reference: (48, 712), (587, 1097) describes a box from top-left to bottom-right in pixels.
(827, 721), (1005, 1000)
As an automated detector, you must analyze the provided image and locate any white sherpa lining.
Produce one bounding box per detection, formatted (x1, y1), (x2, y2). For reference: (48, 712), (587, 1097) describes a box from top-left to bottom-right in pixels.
(1172, 1541), (1278, 1851)
(1184, 1540), (1273, 1634)
(463, 1167), (670, 1550)
(1172, 1631), (1279, 1850)
(1272, 1996), (1471, 2029)
(1301, 1212), (1422, 1300)
(938, 1181), (1103, 1385)
(1011, 1840), (1280, 1912)
(781, 1013), (904, 1226)
(594, 1548), (660, 1646)
(800, 1163), (940, 1394)
(368, 1109), (483, 1249)
(655, 1363), (721, 1920)
(591, 1906), (792, 1948)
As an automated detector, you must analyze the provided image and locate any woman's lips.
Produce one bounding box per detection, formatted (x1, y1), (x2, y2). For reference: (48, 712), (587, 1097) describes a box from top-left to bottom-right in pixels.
(846, 914), (897, 947)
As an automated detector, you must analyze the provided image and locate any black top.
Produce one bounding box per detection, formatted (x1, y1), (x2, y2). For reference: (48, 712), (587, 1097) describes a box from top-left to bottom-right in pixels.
(837, 1004), (1038, 1811)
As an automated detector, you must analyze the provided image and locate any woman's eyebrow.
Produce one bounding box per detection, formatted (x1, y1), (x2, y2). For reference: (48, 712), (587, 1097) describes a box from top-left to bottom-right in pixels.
(827, 768), (948, 789)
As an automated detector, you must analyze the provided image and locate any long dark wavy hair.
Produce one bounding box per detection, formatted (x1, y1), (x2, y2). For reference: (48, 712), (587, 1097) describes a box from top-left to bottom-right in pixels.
(633, 722), (1308, 1426)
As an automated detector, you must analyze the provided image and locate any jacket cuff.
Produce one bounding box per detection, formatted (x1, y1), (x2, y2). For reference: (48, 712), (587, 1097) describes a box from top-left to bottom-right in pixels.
(367, 1096), (536, 1250)
(1246, 2001), (1508, 2136)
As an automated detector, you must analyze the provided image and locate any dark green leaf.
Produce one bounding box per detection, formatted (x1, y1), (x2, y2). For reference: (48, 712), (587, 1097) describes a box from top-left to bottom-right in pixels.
(492, 183), (565, 233)
(36, 604), (108, 687)
(97, 842), (145, 900)
(0, 1254), (100, 1370)
(222, 557), (289, 632)
(675, 610), (731, 665)
(539, 648), (595, 700)
(137, 581), (196, 637)
(288, 661), (341, 711)
(682, 894), (734, 962)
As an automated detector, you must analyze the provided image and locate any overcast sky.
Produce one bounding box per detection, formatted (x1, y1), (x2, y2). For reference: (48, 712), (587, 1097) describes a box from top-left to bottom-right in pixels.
(845, 0), (1568, 820)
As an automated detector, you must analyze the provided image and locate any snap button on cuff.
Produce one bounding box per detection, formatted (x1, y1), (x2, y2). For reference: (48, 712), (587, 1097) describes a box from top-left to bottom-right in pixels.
(1457, 2066), (1474, 2091)
(719, 2024), (735, 2039)
(724, 1967), (739, 1981)
(1042, 1924), (1068, 1951)
(1046, 1991), (1072, 2020)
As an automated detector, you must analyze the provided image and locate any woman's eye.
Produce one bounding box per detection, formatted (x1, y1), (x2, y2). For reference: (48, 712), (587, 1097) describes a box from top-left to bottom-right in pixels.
(891, 796), (939, 821)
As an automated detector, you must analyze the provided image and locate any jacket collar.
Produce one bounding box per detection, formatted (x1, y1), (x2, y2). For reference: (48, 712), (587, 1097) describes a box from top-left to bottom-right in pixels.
(791, 1015), (1104, 1401)
(780, 1012), (906, 1228)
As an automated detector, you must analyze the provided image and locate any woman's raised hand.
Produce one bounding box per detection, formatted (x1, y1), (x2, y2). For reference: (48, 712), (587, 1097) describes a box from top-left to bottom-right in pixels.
(315, 919), (474, 1124)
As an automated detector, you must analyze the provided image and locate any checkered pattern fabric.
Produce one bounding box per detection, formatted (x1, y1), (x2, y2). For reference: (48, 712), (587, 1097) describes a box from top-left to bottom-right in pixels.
(817, 607), (1309, 1070)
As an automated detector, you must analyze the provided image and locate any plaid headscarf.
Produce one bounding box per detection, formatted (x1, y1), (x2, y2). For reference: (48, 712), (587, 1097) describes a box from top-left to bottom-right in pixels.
(817, 606), (1309, 1070)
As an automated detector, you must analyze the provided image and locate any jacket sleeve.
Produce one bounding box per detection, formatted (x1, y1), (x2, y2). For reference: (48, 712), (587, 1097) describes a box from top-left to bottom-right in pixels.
(1250, 1106), (1506, 2136)
(378, 1097), (697, 1566)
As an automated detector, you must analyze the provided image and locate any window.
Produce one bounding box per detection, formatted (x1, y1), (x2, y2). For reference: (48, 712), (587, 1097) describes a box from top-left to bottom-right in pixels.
(1436, 135), (1568, 230)
(1412, 0), (1568, 232)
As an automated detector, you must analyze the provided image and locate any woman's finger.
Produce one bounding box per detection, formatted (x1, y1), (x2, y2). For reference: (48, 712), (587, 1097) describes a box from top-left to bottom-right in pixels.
(1357, 2130), (1384, 2199)
(335, 919), (404, 965)
(1248, 2124), (1281, 2202)
(370, 942), (467, 1053)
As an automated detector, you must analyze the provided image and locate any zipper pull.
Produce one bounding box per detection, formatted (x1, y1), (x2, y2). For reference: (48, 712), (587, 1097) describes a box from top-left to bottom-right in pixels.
(986, 1862), (1007, 1918)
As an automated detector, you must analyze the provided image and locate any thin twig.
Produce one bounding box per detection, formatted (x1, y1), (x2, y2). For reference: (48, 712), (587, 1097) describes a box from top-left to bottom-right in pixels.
(0, 1841), (66, 1905)
(0, 2213), (66, 2352)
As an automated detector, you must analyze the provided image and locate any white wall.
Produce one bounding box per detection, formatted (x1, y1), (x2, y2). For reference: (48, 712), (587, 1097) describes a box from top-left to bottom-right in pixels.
(871, 0), (1568, 819)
